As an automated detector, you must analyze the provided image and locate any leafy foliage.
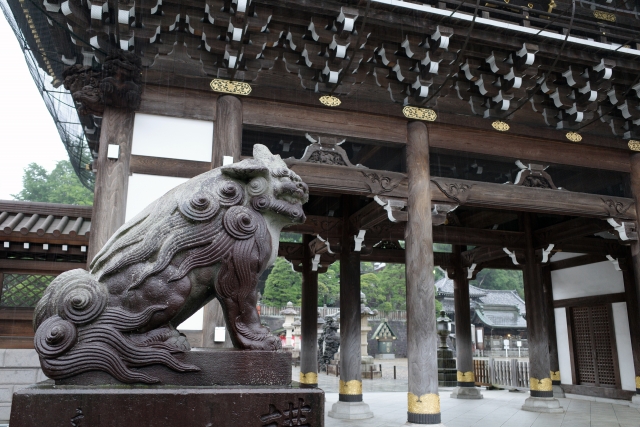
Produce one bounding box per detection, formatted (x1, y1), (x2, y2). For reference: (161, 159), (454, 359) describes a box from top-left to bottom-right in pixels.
(471, 269), (525, 299)
(12, 161), (94, 205)
(261, 257), (302, 306)
(318, 262), (340, 306)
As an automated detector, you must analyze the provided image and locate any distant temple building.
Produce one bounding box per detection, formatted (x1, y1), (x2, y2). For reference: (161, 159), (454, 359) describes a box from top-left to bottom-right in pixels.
(435, 277), (527, 355)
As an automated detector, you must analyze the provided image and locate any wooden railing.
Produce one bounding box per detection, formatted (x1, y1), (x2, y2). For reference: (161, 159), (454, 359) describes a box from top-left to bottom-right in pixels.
(473, 358), (530, 389)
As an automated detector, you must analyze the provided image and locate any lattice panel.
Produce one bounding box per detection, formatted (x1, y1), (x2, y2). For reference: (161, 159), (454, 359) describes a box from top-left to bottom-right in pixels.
(572, 306), (596, 385)
(591, 305), (616, 387)
(0, 274), (54, 308)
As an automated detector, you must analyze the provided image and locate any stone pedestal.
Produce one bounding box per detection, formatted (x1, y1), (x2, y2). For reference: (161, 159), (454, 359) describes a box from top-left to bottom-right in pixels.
(450, 386), (483, 399)
(552, 385), (565, 398)
(521, 397), (564, 413)
(11, 384), (324, 427)
(361, 356), (382, 379)
(437, 346), (457, 387)
(630, 394), (640, 409)
(328, 401), (373, 420)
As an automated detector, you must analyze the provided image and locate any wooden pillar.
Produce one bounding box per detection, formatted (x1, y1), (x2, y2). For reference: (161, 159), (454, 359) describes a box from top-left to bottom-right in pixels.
(405, 122), (440, 424)
(541, 266), (561, 386)
(450, 245), (481, 399)
(300, 233), (319, 387)
(628, 153), (640, 398)
(202, 95), (243, 348)
(522, 213), (554, 398)
(338, 195), (363, 402)
(87, 107), (134, 265)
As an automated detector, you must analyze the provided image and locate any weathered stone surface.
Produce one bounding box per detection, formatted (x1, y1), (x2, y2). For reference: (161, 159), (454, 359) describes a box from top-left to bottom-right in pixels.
(56, 349), (292, 387)
(10, 384), (325, 427)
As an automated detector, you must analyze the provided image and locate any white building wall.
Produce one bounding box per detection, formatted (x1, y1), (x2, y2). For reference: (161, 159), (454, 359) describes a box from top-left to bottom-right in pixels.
(550, 252), (634, 390)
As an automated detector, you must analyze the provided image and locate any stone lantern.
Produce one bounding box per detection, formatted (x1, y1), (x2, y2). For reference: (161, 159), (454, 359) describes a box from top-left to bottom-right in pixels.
(437, 310), (457, 386)
(280, 301), (298, 352)
(292, 317), (302, 355)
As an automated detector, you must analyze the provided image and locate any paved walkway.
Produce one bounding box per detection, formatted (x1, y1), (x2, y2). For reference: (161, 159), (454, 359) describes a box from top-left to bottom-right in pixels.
(322, 390), (640, 427)
(293, 361), (640, 426)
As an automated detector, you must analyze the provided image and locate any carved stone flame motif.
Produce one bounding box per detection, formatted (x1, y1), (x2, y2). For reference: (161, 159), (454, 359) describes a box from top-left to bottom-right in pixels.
(209, 79), (252, 96)
(32, 145), (309, 384)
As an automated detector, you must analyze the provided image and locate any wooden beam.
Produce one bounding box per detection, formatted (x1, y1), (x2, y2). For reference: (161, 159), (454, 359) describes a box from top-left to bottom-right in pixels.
(548, 254), (608, 271)
(535, 217), (614, 246)
(553, 293), (626, 308)
(130, 155), (210, 179)
(0, 259), (84, 273)
(139, 85), (217, 121)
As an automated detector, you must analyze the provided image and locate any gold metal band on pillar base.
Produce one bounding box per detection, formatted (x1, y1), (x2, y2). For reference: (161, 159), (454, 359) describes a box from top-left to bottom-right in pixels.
(299, 372), (318, 385)
(530, 377), (553, 397)
(407, 393), (441, 424)
(550, 371), (561, 385)
(636, 376), (640, 390)
(457, 371), (475, 382)
(339, 380), (362, 395)
(407, 393), (440, 414)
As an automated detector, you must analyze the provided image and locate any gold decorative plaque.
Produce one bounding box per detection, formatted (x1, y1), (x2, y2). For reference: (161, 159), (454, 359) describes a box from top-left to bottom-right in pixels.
(319, 95), (341, 107)
(566, 132), (582, 142)
(407, 393), (440, 414)
(209, 79), (252, 95)
(492, 120), (510, 132)
(550, 371), (561, 381)
(593, 10), (616, 22)
(628, 140), (640, 152)
(299, 372), (318, 384)
(403, 106), (437, 122)
(339, 380), (362, 395)
(457, 371), (475, 382)
(530, 377), (553, 391)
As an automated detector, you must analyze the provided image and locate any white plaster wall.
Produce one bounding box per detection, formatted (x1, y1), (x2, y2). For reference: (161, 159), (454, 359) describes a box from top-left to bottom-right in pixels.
(125, 173), (188, 222)
(178, 307), (204, 330)
(611, 302), (636, 391)
(554, 307), (573, 385)
(131, 113), (213, 162)
(550, 256), (624, 300)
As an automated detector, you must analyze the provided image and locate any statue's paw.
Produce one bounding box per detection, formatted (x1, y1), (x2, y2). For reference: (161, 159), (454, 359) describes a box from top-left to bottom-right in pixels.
(242, 334), (281, 351)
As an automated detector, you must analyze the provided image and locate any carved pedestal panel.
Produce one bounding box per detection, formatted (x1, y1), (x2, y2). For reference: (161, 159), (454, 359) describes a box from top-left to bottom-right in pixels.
(10, 384), (324, 427)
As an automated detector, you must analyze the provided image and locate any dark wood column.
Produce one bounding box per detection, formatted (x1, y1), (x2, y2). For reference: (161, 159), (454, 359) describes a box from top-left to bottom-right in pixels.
(203, 95), (243, 348)
(451, 245), (479, 393)
(522, 213), (553, 398)
(300, 233), (319, 387)
(542, 266), (561, 386)
(212, 95), (243, 165)
(405, 122), (440, 424)
(87, 107), (134, 265)
(338, 195), (363, 402)
(628, 153), (640, 397)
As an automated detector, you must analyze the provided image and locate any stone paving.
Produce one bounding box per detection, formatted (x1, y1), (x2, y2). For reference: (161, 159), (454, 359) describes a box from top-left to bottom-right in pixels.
(293, 359), (640, 426)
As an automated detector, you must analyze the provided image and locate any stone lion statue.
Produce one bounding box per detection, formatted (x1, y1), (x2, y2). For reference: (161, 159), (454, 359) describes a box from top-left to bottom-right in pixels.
(33, 145), (308, 383)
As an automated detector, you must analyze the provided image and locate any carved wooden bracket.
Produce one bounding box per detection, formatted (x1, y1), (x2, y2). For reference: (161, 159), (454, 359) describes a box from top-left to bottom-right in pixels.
(287, 134), (364, 168)
(607, 218), (638, 241)
(62, 50), (142, 116)
(511, 161), (560, 190)
(308, 235), (337, 271)
(602, 199), (634, 219)
(431, 178), (474, 204)
(432, 203), (458, 226)
(373, 196), (408, 223)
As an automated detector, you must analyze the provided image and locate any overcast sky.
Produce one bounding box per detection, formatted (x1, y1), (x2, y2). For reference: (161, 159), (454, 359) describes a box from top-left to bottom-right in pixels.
(0, 12), (69, 200)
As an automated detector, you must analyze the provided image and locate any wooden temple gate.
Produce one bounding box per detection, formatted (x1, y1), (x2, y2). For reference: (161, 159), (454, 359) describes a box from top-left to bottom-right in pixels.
(4, 0), (640, 422)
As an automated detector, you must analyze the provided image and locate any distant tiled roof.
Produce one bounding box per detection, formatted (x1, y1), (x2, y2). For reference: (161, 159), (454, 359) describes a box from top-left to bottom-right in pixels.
(479, 289), (526, 316)
(435, 277), (487, 298)
(474, 308), (527, 328)
(0, 200), (91, 244)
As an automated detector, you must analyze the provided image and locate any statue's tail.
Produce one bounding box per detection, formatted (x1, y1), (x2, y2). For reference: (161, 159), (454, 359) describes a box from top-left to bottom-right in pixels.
(33, 269), (198, 384)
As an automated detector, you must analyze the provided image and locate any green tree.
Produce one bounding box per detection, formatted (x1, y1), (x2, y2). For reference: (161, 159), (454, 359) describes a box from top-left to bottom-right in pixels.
(12, 161), (93, 205)
(471, 269), (524, 299)
(318, 262), (340, 306)
(261, 257), (302, 306)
